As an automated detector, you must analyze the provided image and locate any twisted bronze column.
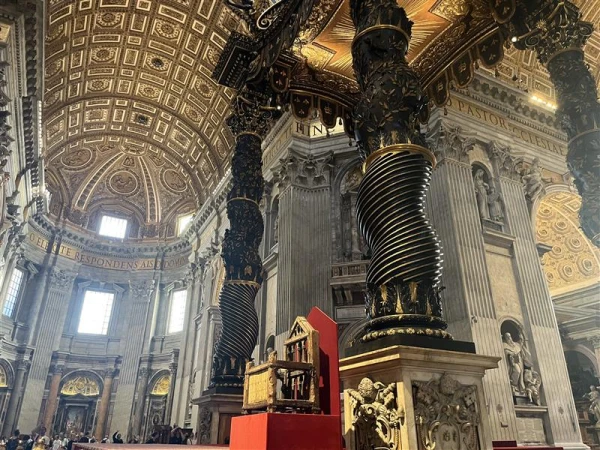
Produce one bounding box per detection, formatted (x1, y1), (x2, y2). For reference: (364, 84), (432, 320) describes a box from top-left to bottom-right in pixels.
(350, 0), (448, 342)
(210, 88), (277, 388)
(500, 0), (600, 246)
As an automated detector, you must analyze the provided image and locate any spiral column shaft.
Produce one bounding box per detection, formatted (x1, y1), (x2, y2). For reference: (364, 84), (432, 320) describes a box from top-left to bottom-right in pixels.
(210, 89), (276, 388)
(350, 0), (449, 342)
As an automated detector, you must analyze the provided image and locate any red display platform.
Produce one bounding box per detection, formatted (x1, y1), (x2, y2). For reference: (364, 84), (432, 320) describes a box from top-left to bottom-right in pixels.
(492, 441), (563, 450)
(75, 445), (227, 450)
(229, 413), (342, 450)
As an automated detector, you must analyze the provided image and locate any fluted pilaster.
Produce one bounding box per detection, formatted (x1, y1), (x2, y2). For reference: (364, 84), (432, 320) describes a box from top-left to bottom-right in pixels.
(274, 152), (333, 336)
(427, 128), (517, 440)
(111, 279), (155, 438)
(499, 173), (583, 444)
(19, 269), (76, 432)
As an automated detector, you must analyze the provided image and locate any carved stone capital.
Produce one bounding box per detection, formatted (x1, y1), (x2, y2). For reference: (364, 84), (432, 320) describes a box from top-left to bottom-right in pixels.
(52, 364), (65, 376)
(138, 367), (150, 378)
(49, 270), (76, 289)
(589, 336), (600, 349)
(129, 279), (155, 300)
(427, 123), (475, 164)
(274, 152), (333, 190)
(485, 141), (522, 181)
(16, 359), (31, 372)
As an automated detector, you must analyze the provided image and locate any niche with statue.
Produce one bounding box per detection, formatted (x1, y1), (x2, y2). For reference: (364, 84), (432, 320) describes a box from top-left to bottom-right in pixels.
(501, 321), (542, 406)
(472, 164), (505, 232)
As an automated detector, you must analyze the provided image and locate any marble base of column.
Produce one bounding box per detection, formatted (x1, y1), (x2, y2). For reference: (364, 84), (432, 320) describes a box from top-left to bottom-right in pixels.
(191, 390), (243, 445)
(340, 345), (499, 450)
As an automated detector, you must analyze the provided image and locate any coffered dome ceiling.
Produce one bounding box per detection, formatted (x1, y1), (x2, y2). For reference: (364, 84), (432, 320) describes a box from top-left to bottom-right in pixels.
(536, 192), (600, 296)
(44, 0), (238, 238)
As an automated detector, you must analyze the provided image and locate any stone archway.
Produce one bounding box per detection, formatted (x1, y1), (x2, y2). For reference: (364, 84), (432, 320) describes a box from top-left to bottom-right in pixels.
(56, 372), (103, 437)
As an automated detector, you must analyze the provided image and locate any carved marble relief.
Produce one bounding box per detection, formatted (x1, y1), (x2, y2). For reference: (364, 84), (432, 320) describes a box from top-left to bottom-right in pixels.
(347, 378), (403, 450)
(413, 374), (480, 450)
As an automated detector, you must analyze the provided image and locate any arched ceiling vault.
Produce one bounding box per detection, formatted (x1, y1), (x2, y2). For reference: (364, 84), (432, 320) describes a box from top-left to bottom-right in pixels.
(44, 0), (239, 237)
(536, 192), (600, 296)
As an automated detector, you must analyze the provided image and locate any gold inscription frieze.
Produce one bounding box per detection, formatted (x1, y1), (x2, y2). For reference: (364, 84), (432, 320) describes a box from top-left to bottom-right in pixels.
(447, 97), (567, 156)
(27, 232), (188, 271)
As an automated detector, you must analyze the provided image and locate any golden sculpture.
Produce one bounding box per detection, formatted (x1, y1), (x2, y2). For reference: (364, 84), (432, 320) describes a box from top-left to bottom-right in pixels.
(243, 317), (320, 413)
(0, 365), (7, 388)
(60, 376), (100, 397)
(150, 375), (171, 396)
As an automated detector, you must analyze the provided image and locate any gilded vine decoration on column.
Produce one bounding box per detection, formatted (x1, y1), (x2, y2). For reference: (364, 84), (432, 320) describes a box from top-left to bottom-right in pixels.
(350, 0), (449, 342)
(493, 0), (600, 246)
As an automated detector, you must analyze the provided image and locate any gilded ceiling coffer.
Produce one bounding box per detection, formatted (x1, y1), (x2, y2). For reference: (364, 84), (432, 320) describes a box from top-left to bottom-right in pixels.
(350, 0), (449, 342)
(210, 86), (281, 388)
(495, 0), (600, 247)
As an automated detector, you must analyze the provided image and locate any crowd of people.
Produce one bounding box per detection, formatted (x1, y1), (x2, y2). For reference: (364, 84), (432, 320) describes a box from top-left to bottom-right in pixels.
(0, 425), (196, 449)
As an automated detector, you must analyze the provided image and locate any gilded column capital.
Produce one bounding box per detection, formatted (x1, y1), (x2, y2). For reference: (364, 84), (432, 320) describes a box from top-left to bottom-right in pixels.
(511, 1), (592, 65)
(226, 88), (278, 139)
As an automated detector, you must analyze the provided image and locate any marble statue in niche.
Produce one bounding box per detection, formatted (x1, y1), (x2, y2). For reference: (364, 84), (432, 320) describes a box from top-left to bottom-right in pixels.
(473, 169), (490, 220)
(487, 186), (504, 223)
(584, 385), (600, 424)
(502, 330), (542, 405)
(340, 166), (368, 261)
(473, 166), (505, 227)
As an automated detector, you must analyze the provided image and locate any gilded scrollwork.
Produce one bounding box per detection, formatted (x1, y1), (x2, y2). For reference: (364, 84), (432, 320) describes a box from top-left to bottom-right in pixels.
(413, 374), (480, 450)
(347, 378), (403, 450)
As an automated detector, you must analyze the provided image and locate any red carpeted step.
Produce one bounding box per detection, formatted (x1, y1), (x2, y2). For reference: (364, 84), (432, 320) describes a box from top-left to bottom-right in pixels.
(493, 443), (563, 450)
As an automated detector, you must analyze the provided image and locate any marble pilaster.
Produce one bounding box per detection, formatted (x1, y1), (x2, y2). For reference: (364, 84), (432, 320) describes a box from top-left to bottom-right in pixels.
(111, 279), (155, 438)
(19, 269), (76, 432)
(274, 151), (333, 340)
(426, 131), (518, 440)
(2, 359), (30, 436)
(42, 364), (64, 431)
(499, 168), (585, 447)
(131, 367), (150, 438)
